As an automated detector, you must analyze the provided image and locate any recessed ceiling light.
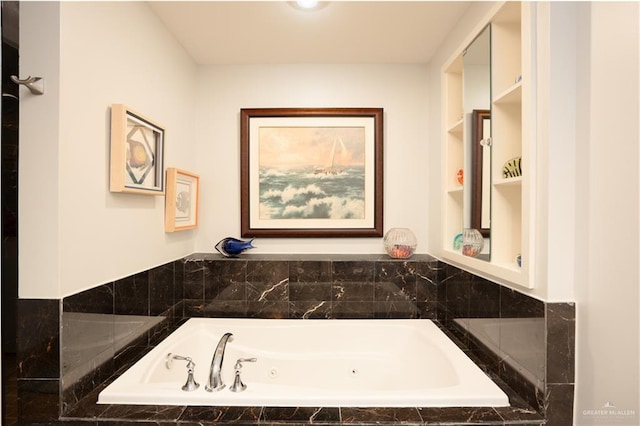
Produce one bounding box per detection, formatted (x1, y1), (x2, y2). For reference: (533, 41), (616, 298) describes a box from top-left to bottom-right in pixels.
(297, 0), (318, 8)
(288, 1), (328, 11)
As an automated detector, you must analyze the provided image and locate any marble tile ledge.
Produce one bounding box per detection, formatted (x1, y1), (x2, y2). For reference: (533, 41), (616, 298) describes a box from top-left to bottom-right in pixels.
(62, 361), (543, 425)
(185, 252), (439, 262)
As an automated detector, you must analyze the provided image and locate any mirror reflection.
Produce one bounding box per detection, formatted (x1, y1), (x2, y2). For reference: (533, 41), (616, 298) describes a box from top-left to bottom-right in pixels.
(472, 109), (491, 237)
(463, 25), (491, 260)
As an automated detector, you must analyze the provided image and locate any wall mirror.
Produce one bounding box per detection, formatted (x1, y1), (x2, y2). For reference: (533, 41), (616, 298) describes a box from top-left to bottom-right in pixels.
(463, 25), (491, 259)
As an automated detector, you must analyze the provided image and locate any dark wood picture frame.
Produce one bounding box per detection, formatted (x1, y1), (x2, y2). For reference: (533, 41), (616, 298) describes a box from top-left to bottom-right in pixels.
(240, 107), (383, 238)
(471, 109), (491, 238)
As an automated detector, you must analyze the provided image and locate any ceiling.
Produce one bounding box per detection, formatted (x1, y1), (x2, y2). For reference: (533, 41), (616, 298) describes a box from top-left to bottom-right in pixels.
(148, 1), (473, 65)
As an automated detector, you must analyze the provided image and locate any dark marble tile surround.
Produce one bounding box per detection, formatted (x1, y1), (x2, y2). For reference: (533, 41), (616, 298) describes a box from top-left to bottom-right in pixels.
(16, 253), (574, 425)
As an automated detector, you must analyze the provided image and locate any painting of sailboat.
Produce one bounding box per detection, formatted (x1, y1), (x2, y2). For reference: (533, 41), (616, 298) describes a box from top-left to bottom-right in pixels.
(257, 126), (365, 220)
(314, 136), (347, 175)
(240, 107), (383, 237)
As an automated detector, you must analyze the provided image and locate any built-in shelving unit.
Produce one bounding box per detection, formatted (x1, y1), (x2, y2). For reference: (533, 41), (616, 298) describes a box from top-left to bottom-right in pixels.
(491, 2), (525, 280)
(441, 2), (533, 288)
(443, 55), (464, 248)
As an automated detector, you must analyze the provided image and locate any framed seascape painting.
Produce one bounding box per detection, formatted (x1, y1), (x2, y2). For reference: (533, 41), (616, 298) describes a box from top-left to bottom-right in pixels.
(110, 104), (165, 195)
(240, 107), (383, 237)
(164, 168), (200, 232)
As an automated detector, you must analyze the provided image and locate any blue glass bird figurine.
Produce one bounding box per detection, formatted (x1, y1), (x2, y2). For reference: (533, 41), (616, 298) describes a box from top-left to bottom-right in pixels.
(215, 237), (256, 258)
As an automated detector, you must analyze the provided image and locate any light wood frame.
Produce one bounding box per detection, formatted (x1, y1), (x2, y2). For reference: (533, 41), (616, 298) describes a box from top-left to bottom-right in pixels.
(164, 168), (200, 232)
(240, 107), (384, 238)
(110, 104), (165, 195)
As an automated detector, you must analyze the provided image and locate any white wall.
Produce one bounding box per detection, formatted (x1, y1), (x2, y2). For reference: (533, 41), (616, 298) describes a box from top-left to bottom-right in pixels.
(574, 3), (640, 424)
(19, 2), (198, 298)
(19, 1), (61, 299)
(194, 64), (430, 254)
(19, 2), (432, 295)
(545, 2), (579, 303)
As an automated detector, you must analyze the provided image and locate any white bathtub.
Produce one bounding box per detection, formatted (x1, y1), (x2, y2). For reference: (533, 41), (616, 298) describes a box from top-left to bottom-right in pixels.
(97, 318), (509, 407)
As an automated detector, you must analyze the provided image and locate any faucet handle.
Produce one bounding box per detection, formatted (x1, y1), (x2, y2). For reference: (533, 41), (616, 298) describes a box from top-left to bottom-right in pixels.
(230, 357), (257, 393)
(166, 353), (194, 369)
(164, 353), (200, 391)
(234, 357), (257, 370)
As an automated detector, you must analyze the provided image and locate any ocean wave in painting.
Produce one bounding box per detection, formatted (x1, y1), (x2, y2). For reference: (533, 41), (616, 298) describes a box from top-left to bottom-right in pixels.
(259, 166), (365, 220)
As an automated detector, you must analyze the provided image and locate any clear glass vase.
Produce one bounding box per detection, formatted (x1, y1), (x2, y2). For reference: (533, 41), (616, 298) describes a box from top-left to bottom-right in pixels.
(462, 228), (484, 257)
(383, 228), (417, 259)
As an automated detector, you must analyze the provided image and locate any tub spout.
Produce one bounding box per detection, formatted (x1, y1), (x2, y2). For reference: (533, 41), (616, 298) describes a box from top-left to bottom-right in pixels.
(205, 332), (233, 392)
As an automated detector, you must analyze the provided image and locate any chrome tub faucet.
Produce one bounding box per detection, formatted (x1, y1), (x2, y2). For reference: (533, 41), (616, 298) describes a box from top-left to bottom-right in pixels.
(205, 332), (234, 392)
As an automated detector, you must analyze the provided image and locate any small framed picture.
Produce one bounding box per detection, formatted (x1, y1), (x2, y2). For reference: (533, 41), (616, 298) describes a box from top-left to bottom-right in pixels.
(110, 104), (165, 195)
(164, 168), (199, 232)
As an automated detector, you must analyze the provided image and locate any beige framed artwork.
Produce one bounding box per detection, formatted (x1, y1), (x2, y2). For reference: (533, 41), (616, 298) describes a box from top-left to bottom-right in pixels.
(165, 168), (200, 232)
(110, 104), (165, 195)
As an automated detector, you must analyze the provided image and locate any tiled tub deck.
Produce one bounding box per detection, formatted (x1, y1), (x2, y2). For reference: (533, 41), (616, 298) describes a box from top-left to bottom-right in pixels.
(62, 322), (544, 425)
(17, 253), (574, 425)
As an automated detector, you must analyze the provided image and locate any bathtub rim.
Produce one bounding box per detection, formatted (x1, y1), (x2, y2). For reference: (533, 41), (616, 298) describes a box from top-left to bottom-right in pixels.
(97, 317), (510, 408)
